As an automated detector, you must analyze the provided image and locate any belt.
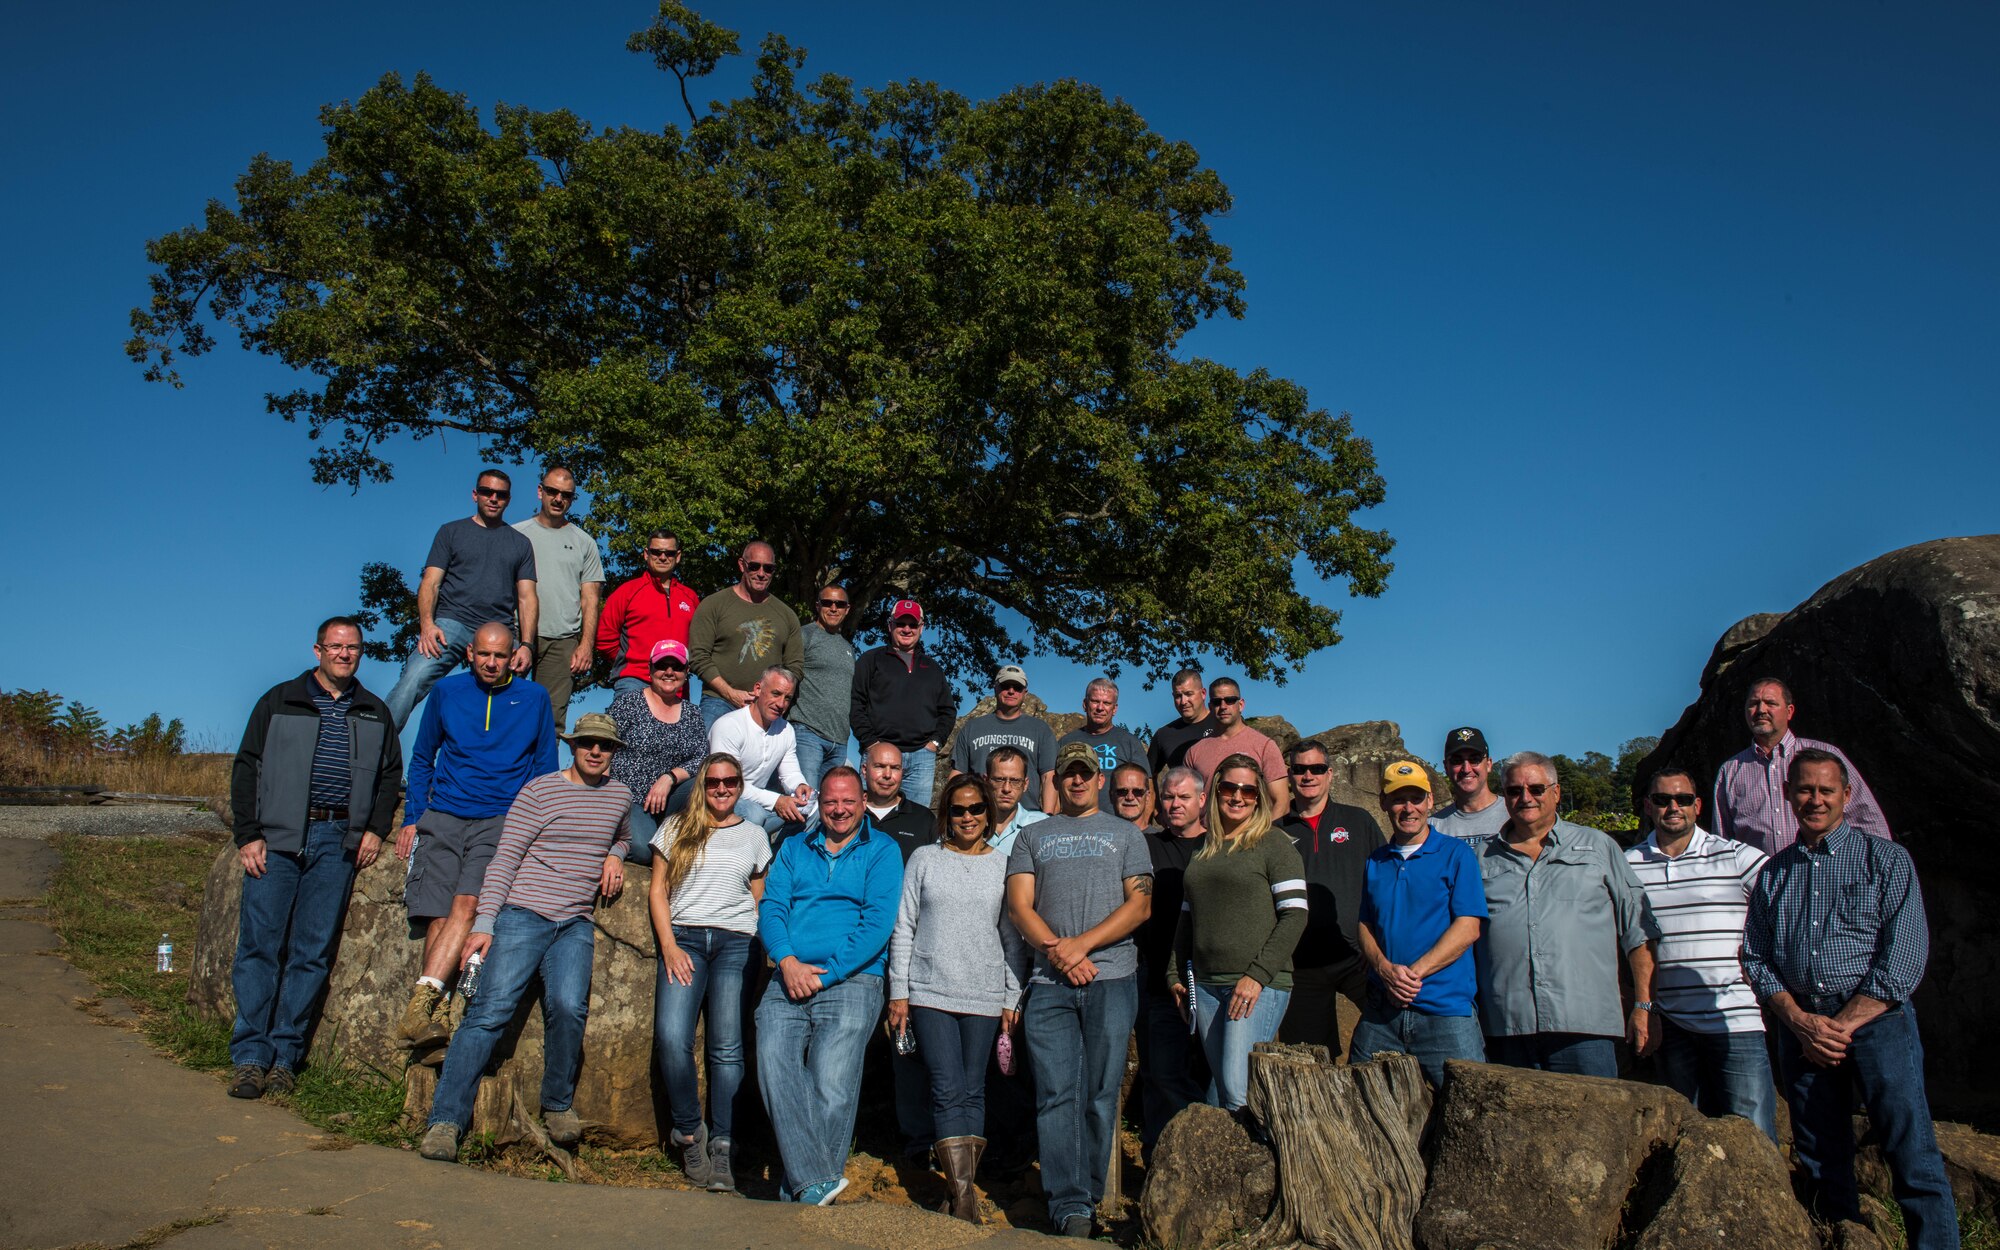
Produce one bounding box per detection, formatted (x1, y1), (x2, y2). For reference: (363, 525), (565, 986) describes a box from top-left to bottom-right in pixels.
(308, 806), (351, 822)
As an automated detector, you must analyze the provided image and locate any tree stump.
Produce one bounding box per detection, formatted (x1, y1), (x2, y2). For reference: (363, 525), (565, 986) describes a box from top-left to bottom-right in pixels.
(1246, 1043), (1430, 1250)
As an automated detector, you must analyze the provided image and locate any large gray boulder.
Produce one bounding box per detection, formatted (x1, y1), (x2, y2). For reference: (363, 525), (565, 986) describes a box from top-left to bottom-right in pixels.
(1139, 1103), (1277, 1250)
(1630, 1114), (1816, 1250)
(1636, 535), (2000, 1121)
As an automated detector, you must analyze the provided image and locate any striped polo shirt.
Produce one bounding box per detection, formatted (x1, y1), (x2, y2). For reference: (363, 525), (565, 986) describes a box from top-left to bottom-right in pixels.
(307, 679), (353, 808)
(473, 771), (633, 931)
(1625, 826), (1768, 1034)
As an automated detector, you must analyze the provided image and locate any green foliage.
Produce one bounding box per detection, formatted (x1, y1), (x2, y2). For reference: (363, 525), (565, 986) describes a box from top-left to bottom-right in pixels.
(354, 561), (421, 664)
(1611, 735), (1660, 799)
(54, 699), (110, 756)
(0, 688), (64, 753)
(128, 5), (1393, 686)
(114, 712), (189, 760)
(1552, 750), (1615, 815)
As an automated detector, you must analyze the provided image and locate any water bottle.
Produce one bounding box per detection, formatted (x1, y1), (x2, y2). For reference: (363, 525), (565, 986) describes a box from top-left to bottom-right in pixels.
(458, 952), (485, 1003)
(893, 1023), (917, 1057)
(156, 933), (173, 973)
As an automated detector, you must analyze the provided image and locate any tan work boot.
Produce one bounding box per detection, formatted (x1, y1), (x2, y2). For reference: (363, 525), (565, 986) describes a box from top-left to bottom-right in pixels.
(396, 982), (444, 1043)
(933, 1136), (985, 1224)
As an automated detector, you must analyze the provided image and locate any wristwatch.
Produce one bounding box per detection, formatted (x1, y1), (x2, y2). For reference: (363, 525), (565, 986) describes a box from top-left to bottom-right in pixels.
(1634, 1001), (1656, 1012)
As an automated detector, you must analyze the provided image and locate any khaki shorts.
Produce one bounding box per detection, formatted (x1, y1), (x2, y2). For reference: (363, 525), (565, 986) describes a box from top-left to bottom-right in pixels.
(403, 810), (504, 920)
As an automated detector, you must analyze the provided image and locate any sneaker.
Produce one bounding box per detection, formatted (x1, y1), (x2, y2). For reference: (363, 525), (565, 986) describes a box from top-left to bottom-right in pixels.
(396, 982), (444, 1043)
(706, 1137), (735, 1193)
(262, 1066), (297, 1097)
(1061, 1214), (1094, 1239)
(544, 1107), (582, 1147)
(419, 1122), (460, 1162)
(227, 1064), (266, 1100)
(671, 1124), (712, 1185)
(800, 1177), (850, 1207)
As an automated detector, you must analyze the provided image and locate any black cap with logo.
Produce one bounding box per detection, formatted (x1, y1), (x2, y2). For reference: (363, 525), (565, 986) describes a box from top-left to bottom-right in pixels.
(1442, 726), (1489, 759)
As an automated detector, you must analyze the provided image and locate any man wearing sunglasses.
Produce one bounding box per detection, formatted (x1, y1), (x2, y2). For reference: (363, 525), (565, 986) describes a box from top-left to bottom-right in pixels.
(1476, 752), (1660, 1078)
(849, 599), (958, 807)
(384, 468), (540, 730)
(950, 665), (1060, 813)
(792, 585), (858, 784)
(1623, 766), (1774, 1139)
(1433, 726), (1507, 848)
(510, 466), (603, 732)
(1181, 678), (1290, 813)
(687, 541), (804, 734)
(1276, 739), (1384, 1054)
(596, 528), (700, 695)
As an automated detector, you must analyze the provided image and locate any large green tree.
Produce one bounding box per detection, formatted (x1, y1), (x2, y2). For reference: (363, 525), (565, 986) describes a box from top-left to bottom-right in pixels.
(130, 5), (1393, 684)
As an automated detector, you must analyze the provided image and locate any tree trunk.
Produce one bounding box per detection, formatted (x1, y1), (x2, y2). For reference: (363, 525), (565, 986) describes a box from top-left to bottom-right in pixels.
(1246, 1043), (1430, 1250)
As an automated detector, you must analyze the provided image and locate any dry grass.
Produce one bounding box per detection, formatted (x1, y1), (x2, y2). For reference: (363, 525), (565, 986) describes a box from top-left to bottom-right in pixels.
(1, 736), (232, 816)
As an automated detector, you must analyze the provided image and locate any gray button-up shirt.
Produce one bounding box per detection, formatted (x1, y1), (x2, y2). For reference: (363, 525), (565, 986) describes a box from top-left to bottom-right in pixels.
(1476, 819), (1660, 1039)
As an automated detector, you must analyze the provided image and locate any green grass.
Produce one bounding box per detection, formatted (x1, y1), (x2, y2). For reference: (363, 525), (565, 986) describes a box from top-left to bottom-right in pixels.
(45, 833), (412, 1147)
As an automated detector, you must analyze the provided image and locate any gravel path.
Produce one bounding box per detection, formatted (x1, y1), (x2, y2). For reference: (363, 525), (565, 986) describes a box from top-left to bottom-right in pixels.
(0, 803), (226, 840)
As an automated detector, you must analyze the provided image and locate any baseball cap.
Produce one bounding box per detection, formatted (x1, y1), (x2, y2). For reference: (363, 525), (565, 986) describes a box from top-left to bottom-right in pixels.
(1055, 742), (1102, 775)
(891, 599), (923, 623)
(1443, 726), (1489, 759)
(1380, 760), (1431, 797)
(994, 664), (1028, 687)
(649, 639), (689, 667)
(562, 712), (627, 748)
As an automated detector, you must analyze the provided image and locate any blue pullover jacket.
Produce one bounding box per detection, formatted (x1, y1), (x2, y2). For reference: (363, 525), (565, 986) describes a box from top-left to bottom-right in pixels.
(759, 816), (904, 985)
(404, 671), (558, 825)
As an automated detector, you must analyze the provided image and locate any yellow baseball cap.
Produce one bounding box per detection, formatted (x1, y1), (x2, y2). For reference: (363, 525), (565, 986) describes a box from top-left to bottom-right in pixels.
(1380, 760), (1431, 797)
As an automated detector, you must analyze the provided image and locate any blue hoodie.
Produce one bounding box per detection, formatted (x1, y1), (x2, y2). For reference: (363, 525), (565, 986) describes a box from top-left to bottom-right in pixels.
(405, 671), (558, 824)
(759, 816), (904, 985)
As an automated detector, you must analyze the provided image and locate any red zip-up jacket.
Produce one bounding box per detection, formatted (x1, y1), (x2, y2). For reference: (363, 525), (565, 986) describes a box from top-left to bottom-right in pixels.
(596, 574), (701, 682)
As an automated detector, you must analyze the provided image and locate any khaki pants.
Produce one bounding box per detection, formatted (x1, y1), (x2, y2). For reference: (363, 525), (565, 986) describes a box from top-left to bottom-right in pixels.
(531, 634), (582, 731)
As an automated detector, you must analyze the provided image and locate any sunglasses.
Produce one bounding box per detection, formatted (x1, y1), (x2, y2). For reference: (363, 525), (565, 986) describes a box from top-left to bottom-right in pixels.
(996, 682), (1025, 693)
(651, 663), (687, 674)
(1215, 781), (1260, 799)
(1289, 763), (1329, 776)
(742, 560), (777, 573)
(1649, 793), (1698, 808)
(475, 486), (510, 499)
(646, 547), (680, 558)
(948, 802), (989, 817)
(572, 738), (617, 751)
(704, 776), (743, 790)
(1503, 783), (1551, 799)
(816, 598), (850, 608)
(1215, 695), (1243, 706)
(540, 485), (576, 500)
(1112, 787), (1148, 799)
(892, 618), (921, 628)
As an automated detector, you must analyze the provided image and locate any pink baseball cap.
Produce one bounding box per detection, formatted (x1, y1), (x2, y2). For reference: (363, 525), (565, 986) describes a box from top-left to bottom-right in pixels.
(891, 599), (924, 623)
(648, 640), (689, 667)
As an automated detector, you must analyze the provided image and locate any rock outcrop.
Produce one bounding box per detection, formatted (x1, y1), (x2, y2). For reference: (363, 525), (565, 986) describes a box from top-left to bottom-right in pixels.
(1637, 535), (2000, 1121)
(1630, 1114), (1816, 1250)
(1140, 1103), (1277, 1250)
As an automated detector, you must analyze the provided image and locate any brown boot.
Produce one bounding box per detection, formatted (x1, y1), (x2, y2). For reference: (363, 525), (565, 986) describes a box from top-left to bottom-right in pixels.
(933, 1136), (985, 1224)
(396, 982), (444, 1043)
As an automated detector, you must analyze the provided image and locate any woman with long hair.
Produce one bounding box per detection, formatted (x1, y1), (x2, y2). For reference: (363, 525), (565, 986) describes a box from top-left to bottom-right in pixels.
(1171, 753), (1309, 1114)
(647, 752), (769, 1194)
(610, 640), (708, 864)
(886, 775), (1024, 1223)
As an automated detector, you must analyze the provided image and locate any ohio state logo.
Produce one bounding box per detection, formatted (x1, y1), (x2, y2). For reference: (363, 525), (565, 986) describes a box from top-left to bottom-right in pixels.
(1330, 827), (1351, 844)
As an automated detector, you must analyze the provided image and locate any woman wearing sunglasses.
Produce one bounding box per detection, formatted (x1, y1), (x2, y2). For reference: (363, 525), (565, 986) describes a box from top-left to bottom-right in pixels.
(1171, 754), (1309, 1115)
(646, 752), (769, 1194)
(886, 775), (1025, 1223)
(610, 640), (709, 864)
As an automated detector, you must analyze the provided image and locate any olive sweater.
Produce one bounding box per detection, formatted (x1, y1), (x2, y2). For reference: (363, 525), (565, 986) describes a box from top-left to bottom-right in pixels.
(1172, 831), (1310, 990)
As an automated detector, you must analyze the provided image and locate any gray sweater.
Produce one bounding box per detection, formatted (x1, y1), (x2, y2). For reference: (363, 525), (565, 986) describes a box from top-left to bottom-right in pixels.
(792, 623), (856, 745)
(888, 844), (1027, 1015)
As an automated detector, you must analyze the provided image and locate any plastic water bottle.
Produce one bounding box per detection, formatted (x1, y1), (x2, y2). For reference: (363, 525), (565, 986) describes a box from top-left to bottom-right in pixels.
(458, 952), (484, 1002)
(156, 933), (173, 973)
(893, 1023), (917, 1057)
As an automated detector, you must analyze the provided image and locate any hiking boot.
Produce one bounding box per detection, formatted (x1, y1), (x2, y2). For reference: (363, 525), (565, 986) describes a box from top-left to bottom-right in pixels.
(419, 1122), (460, 1162)
(415, 1039), (448, 1068)
(544, 1107), (582, 1147)
(396, 982), (444, 1043)
(262, 1066), (297, 1097)
(705, 1136), (735, 1193)
(934, 1135), (985, 1224)
(1061, 1214), (1094, 1239)
(227, 1063), (266, 1100)
(671, 1123), (711, 1185)
(439, 986), (467, 1035)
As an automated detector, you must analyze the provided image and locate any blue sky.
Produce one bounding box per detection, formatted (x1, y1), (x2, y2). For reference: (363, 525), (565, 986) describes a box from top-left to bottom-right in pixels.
(3, 2), (1995, 762)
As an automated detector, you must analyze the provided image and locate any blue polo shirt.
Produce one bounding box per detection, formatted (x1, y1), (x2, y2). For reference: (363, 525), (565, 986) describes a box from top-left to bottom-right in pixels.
(1359, 829), (1488, 1017)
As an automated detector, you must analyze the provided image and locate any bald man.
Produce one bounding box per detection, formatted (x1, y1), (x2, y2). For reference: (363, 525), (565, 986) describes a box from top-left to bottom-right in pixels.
(687, 540), (806, 734)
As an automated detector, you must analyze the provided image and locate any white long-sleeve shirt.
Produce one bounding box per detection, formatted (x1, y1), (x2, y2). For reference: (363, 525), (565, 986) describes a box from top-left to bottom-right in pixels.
(709, 705), (807, 811)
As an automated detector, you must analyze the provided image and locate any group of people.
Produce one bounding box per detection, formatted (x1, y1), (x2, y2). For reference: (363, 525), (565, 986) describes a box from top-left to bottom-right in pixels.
(219, 467), (1958, 1248)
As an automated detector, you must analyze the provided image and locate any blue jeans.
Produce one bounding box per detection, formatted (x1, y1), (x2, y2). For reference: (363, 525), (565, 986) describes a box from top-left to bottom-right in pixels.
(900, 748), (936, 807)
(655, 926), (752, 1140)
(1024, 974), (1140, 1225)
(699, 693), (735, 735)
(755, 973), (884, 1199)
(1487, 1031), (1618, 1078)
(384, 617), (479, 730)
(1777, 1003), (1957, 1249)
(428, 907), (595, 1132)
(1657, 1018), (1777, 1142)
(1192, 980), (1291, 1112)
(230, 820), (357, 1070)
(892, 1030), (937, 1153)
(1348, 998), (1486, 1090)
(612, 676), (647, 695)
(911, 1007), (1000, 1141)
(792, 726), (847, 786)
(1137, 982), (1207, 1151)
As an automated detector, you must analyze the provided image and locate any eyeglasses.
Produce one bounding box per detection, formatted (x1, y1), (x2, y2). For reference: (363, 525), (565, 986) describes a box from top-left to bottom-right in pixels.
(816, 598), (850, 609)
(1111, 787), (1148, 798)
(987, 775), (1025, 788)
(1215, 695), (1243, 706)
(742, 561), (777, 573)
(1649, 793), (1698, 808)
(1215, 781), (1259, 798)
(1503, 783), (1551, 799)
(704, 776), (743, 790)
(475, 486), (510, 499)
(1289, 763), (1329, 776)
(947, 802), (989, 817)
(646, 547), (680, 558)
(995, 682), (1025, 693)
(317, 644), (361, 655)
(540, 485), (575, 500)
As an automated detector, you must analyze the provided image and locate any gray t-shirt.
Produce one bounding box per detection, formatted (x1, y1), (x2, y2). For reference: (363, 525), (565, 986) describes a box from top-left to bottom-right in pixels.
(511, 519), (604, 640)
(793, 623), (857, 745)
(1058, 727), (1149, 777)
(1005, 810), (1152, 984)
(953, 712), (1059, 810)
(426, 518), (536, 630)
(1433, 796), (1509, 848)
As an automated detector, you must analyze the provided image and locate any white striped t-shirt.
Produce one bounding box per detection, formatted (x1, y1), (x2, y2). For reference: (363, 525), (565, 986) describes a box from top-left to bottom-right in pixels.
(650, 817), (773, 935)
(1625, 826), (1769, 1035)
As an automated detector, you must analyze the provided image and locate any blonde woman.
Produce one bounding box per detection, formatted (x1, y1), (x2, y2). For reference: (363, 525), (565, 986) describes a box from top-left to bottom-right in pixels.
(1171, 753), (1308, 1112)
(647, 753), (770, 1194)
